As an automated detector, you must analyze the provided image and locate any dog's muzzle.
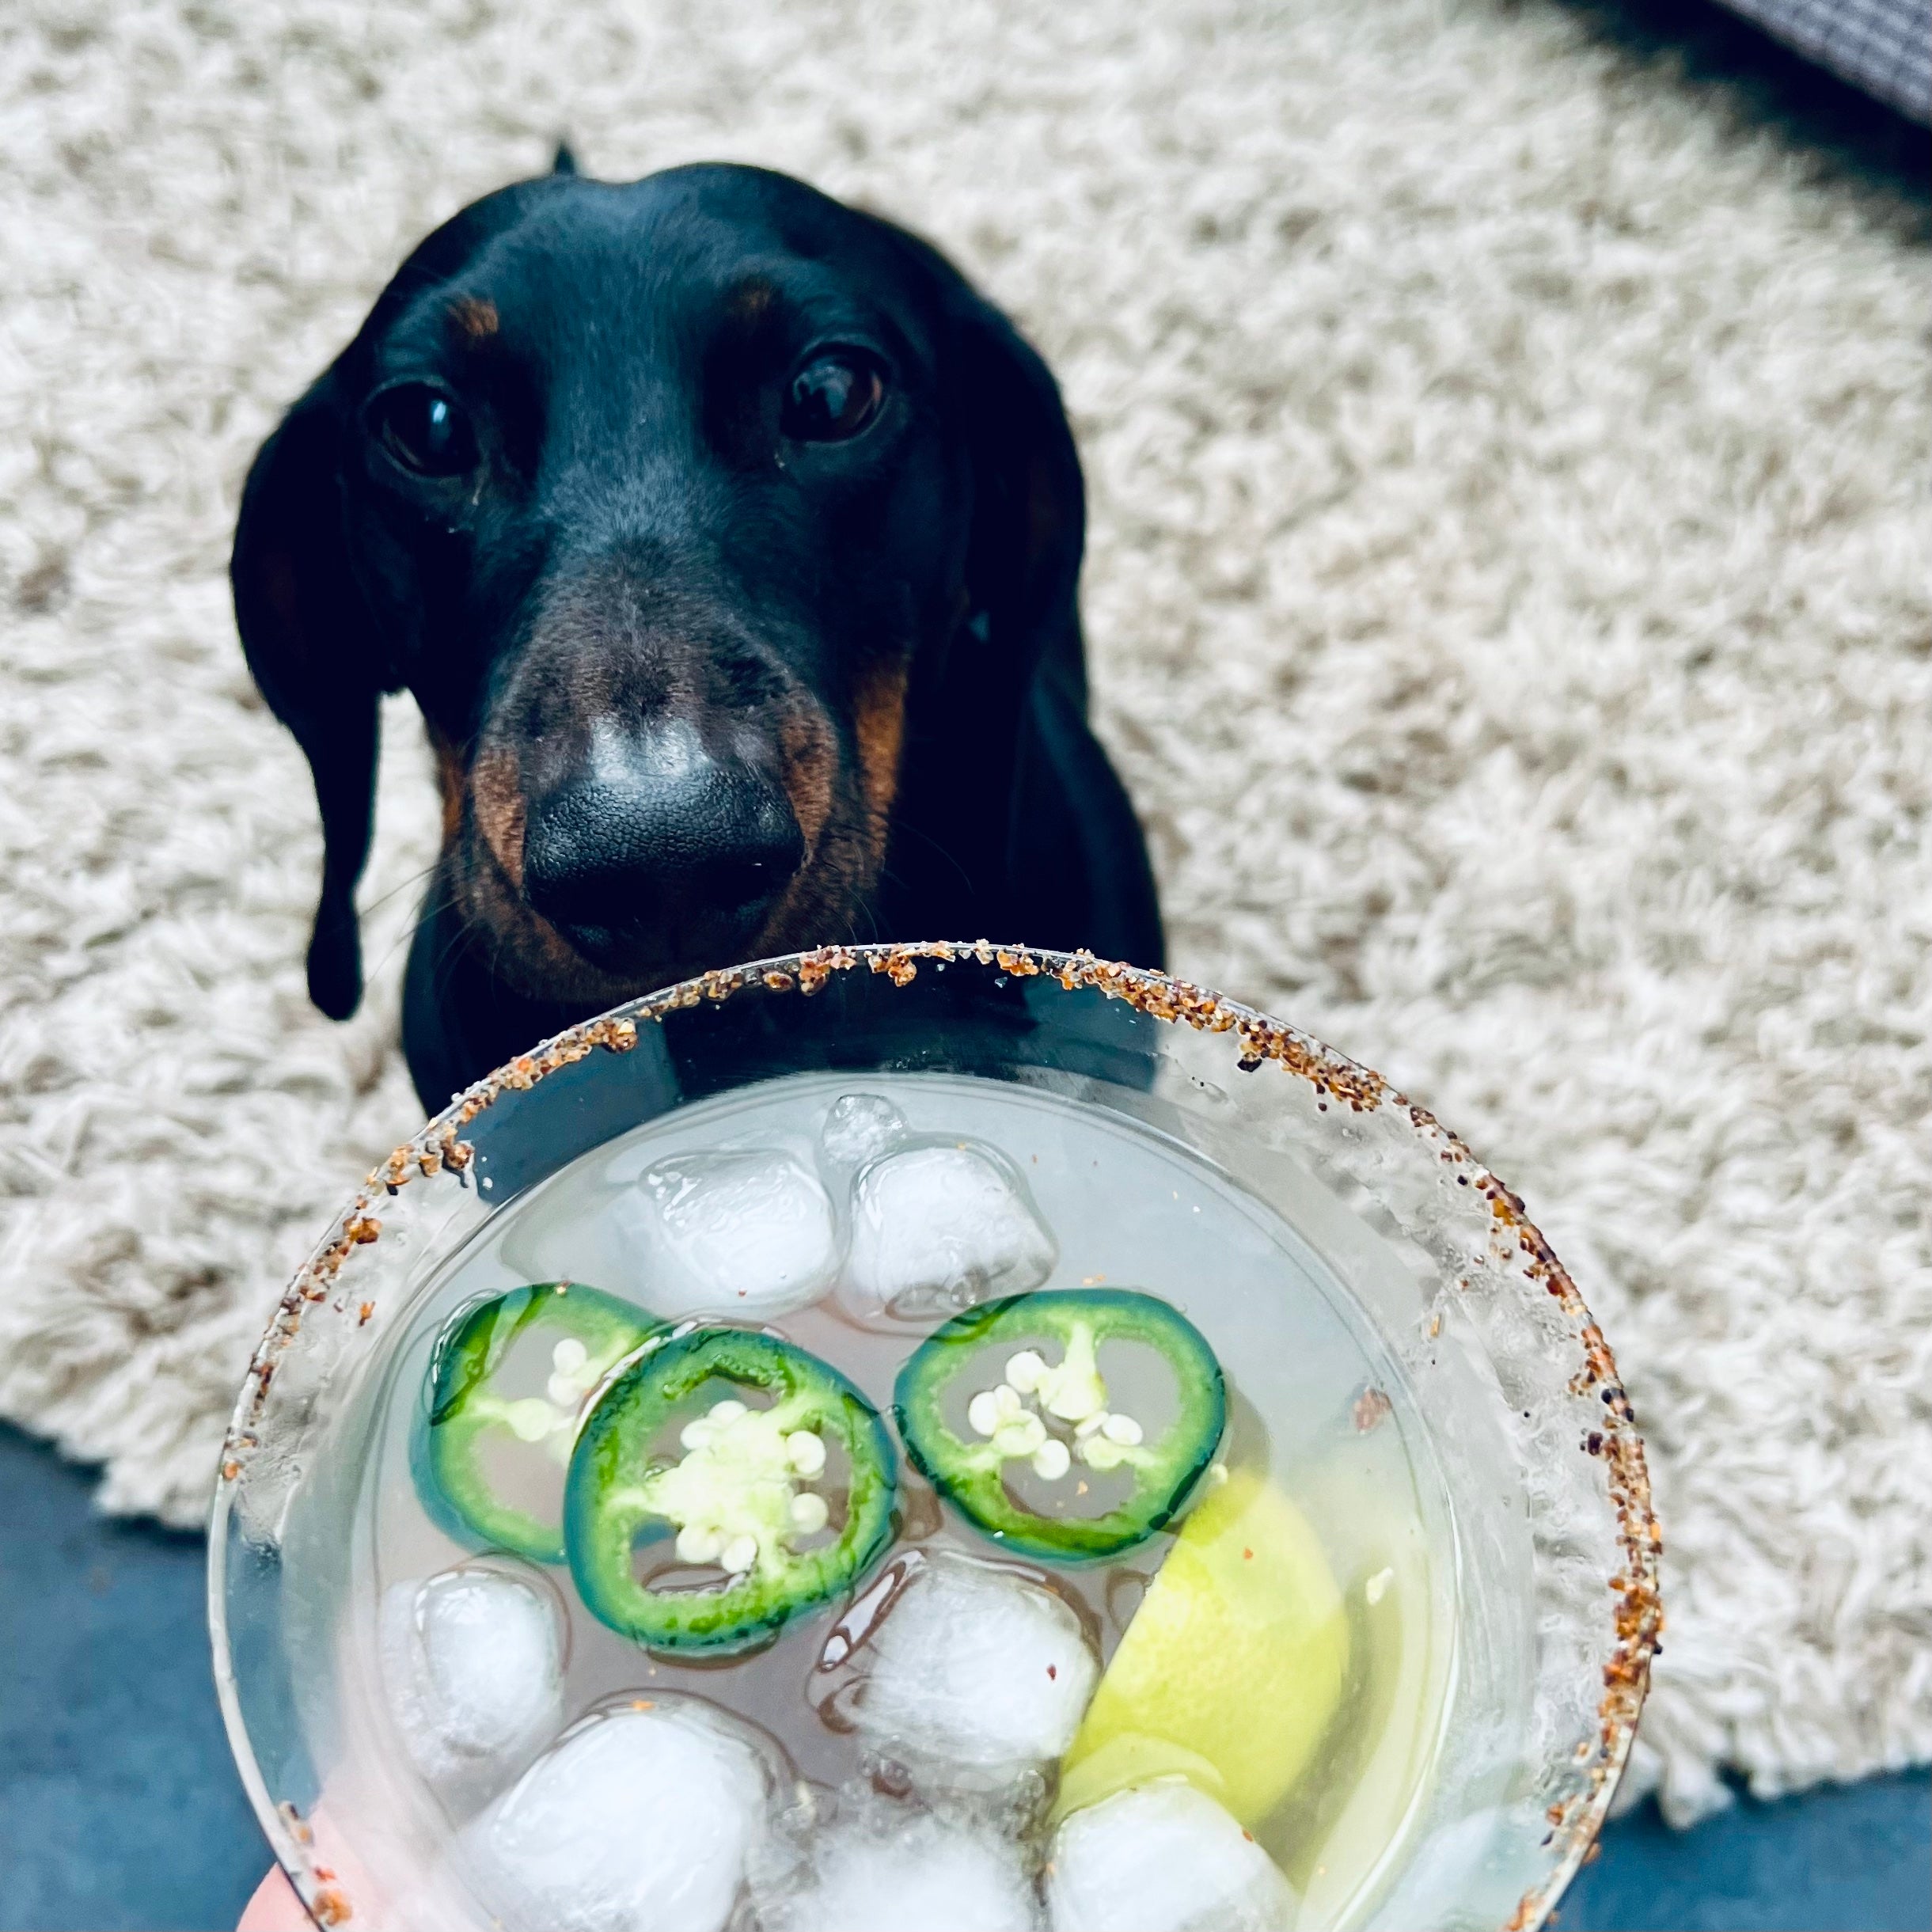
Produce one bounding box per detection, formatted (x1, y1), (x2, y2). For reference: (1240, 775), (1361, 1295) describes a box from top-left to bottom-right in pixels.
(520, 718), (803, 974)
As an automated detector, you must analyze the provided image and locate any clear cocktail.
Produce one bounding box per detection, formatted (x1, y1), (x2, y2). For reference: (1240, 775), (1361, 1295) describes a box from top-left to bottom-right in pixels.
(211, 946), (1657, 1932)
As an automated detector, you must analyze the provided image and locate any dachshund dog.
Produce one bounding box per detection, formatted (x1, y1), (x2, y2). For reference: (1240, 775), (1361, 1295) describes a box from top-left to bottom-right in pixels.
(233, 154), (1162, 1110)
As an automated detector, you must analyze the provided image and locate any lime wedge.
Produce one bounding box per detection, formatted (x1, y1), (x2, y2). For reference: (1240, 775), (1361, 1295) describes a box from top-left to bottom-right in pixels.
(1056, 1468), (1349, 1826)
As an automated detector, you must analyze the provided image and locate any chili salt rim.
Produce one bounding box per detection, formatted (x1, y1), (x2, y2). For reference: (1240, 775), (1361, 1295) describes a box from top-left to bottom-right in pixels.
(211, 940), (1660, 1932)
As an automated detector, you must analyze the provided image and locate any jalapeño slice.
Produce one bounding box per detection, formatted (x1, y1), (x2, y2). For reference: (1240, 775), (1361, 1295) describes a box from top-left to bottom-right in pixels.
(894, 1289), (1225, 1562)
(414, 1283), (662, 1565)
(564, 1328), (898, 1657)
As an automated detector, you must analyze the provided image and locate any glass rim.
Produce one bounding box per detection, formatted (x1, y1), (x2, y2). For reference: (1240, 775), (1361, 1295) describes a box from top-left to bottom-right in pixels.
(209, 939), (1661, 1932)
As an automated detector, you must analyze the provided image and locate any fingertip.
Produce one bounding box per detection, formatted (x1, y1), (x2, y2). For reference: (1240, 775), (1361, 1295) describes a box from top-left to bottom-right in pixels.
(238, 1866), (314, 1930)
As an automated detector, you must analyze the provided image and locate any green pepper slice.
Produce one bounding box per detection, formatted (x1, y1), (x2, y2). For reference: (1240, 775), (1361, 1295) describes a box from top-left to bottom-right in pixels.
(413, 1283), (663, 1565)
(894, 1289), (1225, 1562)
(565, 1327), (898, 1656)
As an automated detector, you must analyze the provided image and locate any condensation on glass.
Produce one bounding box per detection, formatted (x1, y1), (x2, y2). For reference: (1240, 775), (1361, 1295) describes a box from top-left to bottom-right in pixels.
(208, 942), (1659, 1932)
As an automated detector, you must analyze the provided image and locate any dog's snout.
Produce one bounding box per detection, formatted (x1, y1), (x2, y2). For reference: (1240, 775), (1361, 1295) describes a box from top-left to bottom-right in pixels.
(522, 723), (803, 970)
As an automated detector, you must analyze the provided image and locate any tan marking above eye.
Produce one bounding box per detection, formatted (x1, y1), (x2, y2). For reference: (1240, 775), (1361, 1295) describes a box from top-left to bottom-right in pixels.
(450, 295), (499, 339)
(470, 745), (527, 890)
(724, 277), (777, 324)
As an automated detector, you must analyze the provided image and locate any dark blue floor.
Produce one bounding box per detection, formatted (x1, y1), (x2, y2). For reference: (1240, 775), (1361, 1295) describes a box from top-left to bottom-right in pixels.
(1, 1421), (1926, 1930)
(0, 1426), (265, 1931)
(1562, 1772), (1931, 1932)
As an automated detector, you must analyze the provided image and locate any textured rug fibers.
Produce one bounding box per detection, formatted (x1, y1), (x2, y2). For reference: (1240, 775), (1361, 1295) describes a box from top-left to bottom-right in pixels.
(0, 0), (1926, 1828)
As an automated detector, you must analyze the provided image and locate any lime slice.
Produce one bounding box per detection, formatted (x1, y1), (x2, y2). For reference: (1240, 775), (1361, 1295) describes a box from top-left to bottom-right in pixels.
(1056, 1468), (1349, 1826)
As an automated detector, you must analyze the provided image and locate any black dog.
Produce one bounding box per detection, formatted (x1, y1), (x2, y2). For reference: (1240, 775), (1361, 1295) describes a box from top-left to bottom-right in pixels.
(233, 154), (1162, 1110)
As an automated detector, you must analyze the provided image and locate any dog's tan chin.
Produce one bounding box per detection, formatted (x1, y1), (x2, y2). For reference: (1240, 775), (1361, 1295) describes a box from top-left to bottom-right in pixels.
(451, 845), (879, 1011)
(445, 711), (898, 1012)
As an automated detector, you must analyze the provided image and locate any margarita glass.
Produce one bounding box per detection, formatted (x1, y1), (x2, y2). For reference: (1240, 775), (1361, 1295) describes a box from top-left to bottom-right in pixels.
(211, 943), (1657, 1932)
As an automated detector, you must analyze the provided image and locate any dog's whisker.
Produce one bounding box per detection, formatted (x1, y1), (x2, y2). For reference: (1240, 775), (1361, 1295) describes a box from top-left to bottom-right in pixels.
(364, 874), (460, 986)
(850, 894), (884, 947)
(356, 860), (444, 924)
(878, 819), (976, 898)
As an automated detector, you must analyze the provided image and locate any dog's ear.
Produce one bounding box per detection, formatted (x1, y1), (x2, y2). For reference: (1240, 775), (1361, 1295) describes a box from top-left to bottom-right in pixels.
(232, 370), (392, 1022)
(955, 298), (1086, 708)
(901, 275), (1089, 916)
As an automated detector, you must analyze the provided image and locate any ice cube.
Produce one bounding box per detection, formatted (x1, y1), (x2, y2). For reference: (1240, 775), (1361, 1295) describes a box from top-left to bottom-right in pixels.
(817, 1092), (909, 1184)
(848, 1551), (1097, 1783)
(640, 1149), (838, 1317)
(380, 1566), (564, 1797)
(765, 1806), (1038, 1932)
(1044, 1782), (1297, 1932)
(463, 1696), (774, 1932)
(840, 1144), (1056, 1327)
(1356, 1807), (1501, 1930)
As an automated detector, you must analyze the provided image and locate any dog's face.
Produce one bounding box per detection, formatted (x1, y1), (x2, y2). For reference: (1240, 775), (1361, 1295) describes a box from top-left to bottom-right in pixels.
(234, 163), (1083, 1019)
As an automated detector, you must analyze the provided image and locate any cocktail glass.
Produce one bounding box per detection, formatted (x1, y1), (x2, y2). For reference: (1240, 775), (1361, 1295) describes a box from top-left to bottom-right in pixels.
(210, 943), (1658, 1931)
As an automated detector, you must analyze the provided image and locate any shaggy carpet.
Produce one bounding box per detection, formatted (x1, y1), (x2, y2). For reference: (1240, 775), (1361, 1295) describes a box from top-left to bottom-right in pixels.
(0, 0), (1925, 1828)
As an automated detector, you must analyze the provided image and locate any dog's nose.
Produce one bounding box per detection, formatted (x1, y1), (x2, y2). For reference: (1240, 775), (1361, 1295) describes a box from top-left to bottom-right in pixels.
(522, 724), (804, 971)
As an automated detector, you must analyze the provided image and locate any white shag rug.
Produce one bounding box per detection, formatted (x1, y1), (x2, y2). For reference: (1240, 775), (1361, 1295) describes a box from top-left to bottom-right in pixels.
(1, 0), (1926, 1829)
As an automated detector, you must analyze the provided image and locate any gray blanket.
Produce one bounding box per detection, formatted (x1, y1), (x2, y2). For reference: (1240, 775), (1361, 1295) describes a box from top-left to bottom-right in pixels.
(1721, 0), (1931, 121)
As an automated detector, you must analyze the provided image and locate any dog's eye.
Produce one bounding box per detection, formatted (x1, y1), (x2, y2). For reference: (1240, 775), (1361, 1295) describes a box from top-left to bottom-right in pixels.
(783, 351), (886, 443)
(372, 384), (479, 478)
